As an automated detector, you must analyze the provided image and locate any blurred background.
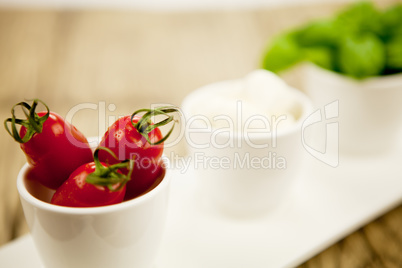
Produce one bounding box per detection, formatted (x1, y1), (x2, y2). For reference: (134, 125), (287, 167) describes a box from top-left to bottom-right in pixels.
(0, 0), (401, 267)
(0, 0), (364, 10)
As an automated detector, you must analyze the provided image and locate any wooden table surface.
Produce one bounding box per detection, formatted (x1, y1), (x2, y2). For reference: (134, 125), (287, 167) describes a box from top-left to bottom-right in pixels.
(1, 2), (402, 267)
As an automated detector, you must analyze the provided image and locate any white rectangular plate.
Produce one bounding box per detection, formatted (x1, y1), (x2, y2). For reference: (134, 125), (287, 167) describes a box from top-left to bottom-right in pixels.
(1, 146), (402, 268)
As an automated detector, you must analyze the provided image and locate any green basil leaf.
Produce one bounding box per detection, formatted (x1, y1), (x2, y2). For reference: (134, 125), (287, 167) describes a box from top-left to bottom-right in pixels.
(303, 46), (335, 71)
(261, 33), (302, 73)
(334, 2), (383, 36)
(385, 36), (402, 70)
(380, 4), (402, 41)
(337, 34), (385, 78)
(293, 19), (340, 47)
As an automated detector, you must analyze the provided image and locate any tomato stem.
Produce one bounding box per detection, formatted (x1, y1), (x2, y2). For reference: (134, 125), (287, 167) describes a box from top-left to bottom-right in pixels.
(131, 106), (180, 145)
(86, 147), (134, 191)
(4, 99), (50, 143)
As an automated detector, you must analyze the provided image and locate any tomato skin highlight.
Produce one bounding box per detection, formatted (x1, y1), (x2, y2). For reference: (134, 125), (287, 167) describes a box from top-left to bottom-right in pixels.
(98, 115), (164, 199)
(20, 112), (93, 190)
(51, 162), (126, 208)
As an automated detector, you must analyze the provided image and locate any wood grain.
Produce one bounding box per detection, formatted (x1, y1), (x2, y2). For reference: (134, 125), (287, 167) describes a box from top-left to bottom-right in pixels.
(0, 2), (401, 267)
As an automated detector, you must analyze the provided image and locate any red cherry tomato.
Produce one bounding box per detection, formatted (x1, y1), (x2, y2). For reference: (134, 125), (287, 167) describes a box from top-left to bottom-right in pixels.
(124, 158), (165, 200)
(50, 162), (125, 207)
(51, 147), (132, 208)
(5, 100), (93, 189)
(98, 115), (164, 165)
(98, 106), (178, 200)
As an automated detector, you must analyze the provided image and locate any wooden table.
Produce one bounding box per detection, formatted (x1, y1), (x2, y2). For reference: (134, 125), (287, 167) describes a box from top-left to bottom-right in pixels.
(0, 2), (402, 267)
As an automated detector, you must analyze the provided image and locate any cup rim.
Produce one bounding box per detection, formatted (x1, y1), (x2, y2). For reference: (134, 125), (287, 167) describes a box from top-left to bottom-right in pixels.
(17, 157), (171, 215)
(181, 79), (313, 140)
(304, 62), (402, 89)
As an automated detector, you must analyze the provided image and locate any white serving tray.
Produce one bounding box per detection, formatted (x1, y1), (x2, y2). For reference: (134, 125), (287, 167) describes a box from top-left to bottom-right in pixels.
(1, 145), (402, 268)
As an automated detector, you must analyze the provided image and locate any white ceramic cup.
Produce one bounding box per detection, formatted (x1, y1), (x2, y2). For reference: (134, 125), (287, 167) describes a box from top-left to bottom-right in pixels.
(17, 157), (171, 268)
(181, 76), (313, 217)
(303, 63), (402, 155)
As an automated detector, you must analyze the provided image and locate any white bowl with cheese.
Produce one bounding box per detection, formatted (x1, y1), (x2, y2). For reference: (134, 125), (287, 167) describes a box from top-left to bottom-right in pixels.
(181, 69), (313, 217)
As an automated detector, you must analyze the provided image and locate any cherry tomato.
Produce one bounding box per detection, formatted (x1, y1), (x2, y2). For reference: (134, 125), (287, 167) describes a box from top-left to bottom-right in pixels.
(124, 158), (165, 200)
(5, 100), (93, 189)
(98, 115), (164, 165)
(51, 147), (132, 208)
(98, 106), (178, 200)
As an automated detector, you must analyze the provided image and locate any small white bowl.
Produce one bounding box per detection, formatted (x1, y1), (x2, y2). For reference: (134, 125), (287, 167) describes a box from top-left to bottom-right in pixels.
(181, 71), (313, 217)
(17, 157), (171, 268)
(303, 63), (402, 155)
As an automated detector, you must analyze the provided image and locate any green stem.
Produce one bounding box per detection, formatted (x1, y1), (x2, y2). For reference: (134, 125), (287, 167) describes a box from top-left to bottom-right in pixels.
(4, 99), (50, 143)
(86, 147), (134, 191)
(131, 106), (180, 145)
